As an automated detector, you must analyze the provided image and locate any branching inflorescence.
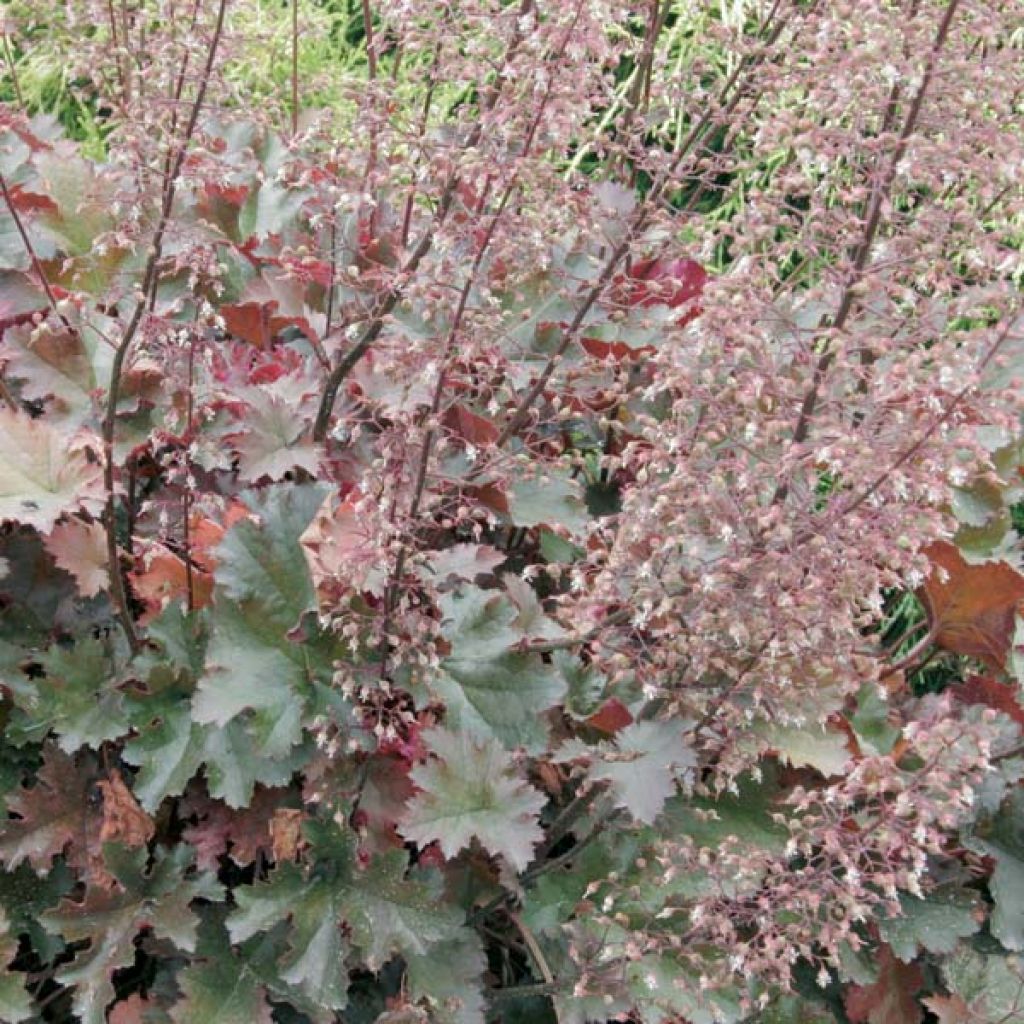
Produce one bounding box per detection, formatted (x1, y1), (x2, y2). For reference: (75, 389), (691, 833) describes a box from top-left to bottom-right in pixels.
(0, 1), (1021, 1021)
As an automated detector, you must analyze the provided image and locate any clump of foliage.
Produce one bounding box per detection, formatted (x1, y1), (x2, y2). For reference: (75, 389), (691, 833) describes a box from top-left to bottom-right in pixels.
(0, 1), (1023, 1022)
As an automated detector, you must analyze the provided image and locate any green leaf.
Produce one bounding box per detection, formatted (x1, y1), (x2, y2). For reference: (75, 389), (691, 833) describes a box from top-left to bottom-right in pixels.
(10, 638), (129, 752)
(175, 908), (338, 1024)
(837, 940), (879, 986)
(233, 859), (353, 1010)
(122, 703), (216, 810)
(0, 271), (47, 323)
(123, 701), (303, 811)
(759, 994), (834, 1024)
(501, 258), (601, 355)
(405, 931), (487, 1024)
(967, 787), (1024, 950)
(125, 605), (301, 811)
(520, 838), (621, 938)
(399, 728), (547, 871)
(942, 944), (1024, 1023)
(877, 890), (982, 962)
(0, 219), (31, 271)
(508, 473), (589, 537)
(558, 651), (609, 719)
(952, 481), (1005, 528)
(851, 684), (900, 756)
(0, 973), (32, 1022)
(193, 485), (337, 756)
(537, 528), (584, 563)
(0, 409), (103, 532)
(143, 603), (209, 680)
(193, 601), (311, 757)
(0, 908), (34, 1022)
(33, 151), (115, 256)
(232, 387), (321, 483)
(757, 722), (852, 776)
(502, 573), (566, 642)
(170, 910), (275, 1024)
(41, 845), (222, 1024)
(1011, 614), (1024, 688)
(630, 956), (744, 1024)
(660, 768), (788, 854)
(435, 588), (566, 752)
(212, 484), (325, 612)
(951, 437), (1024, 559)
(555, 721), (696, 825)
(438, 588), (520, 658)
(229, 821), (464, 992)
(238, 178), (308, 242)
(0, 860), (74, 962)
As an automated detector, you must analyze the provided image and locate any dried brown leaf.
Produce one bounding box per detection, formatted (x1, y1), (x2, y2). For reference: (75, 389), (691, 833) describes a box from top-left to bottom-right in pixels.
(97, 770), (155, 849)
(269, 807), (306, 862)
(921, 995), (972, 1024)
(181, 785), (288, 870)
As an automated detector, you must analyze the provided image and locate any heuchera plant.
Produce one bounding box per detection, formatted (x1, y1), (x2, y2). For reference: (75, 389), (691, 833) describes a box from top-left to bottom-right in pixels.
(0, 0), (1022, 1021)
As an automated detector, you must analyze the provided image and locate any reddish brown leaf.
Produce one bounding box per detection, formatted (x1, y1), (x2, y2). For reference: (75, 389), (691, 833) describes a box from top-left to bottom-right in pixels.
(0, 116), (52, 152)
(43, 518), (109, 597)
(580, 336), (654, 362)
(302, 753), (413, 853)
(204, 181), (250, 207)
(221, 269), (321, 349)
(358, 755), (419, 853)
(303, 258), (334, 288)
(221, 301), (276, 348)
(465, 482), (509, 517)
(442, 403), (499, 447)
(953, 673), (1024, 727)
(376, 1003), (430, 1024)
(919, 541), (1024, 671)
(844, 946), (923, 1024)
(0, 744), (95, 874)
(127, 509), (236, 619)
(586, 698), (634, 735)
(118, 357), (165, 414)
(0, 322), (94, 413)
(889, 736), (913, 763)
(189, 517), (228, 573)
(129, 543), (214, 622)
(181, 785), (289, 870)
(180, 800), (236, 872)
(613, 257), (707, 316)
(7, 185), (58, 215)
(882, 668), (909, 698)
(0, 750), (141, 889)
